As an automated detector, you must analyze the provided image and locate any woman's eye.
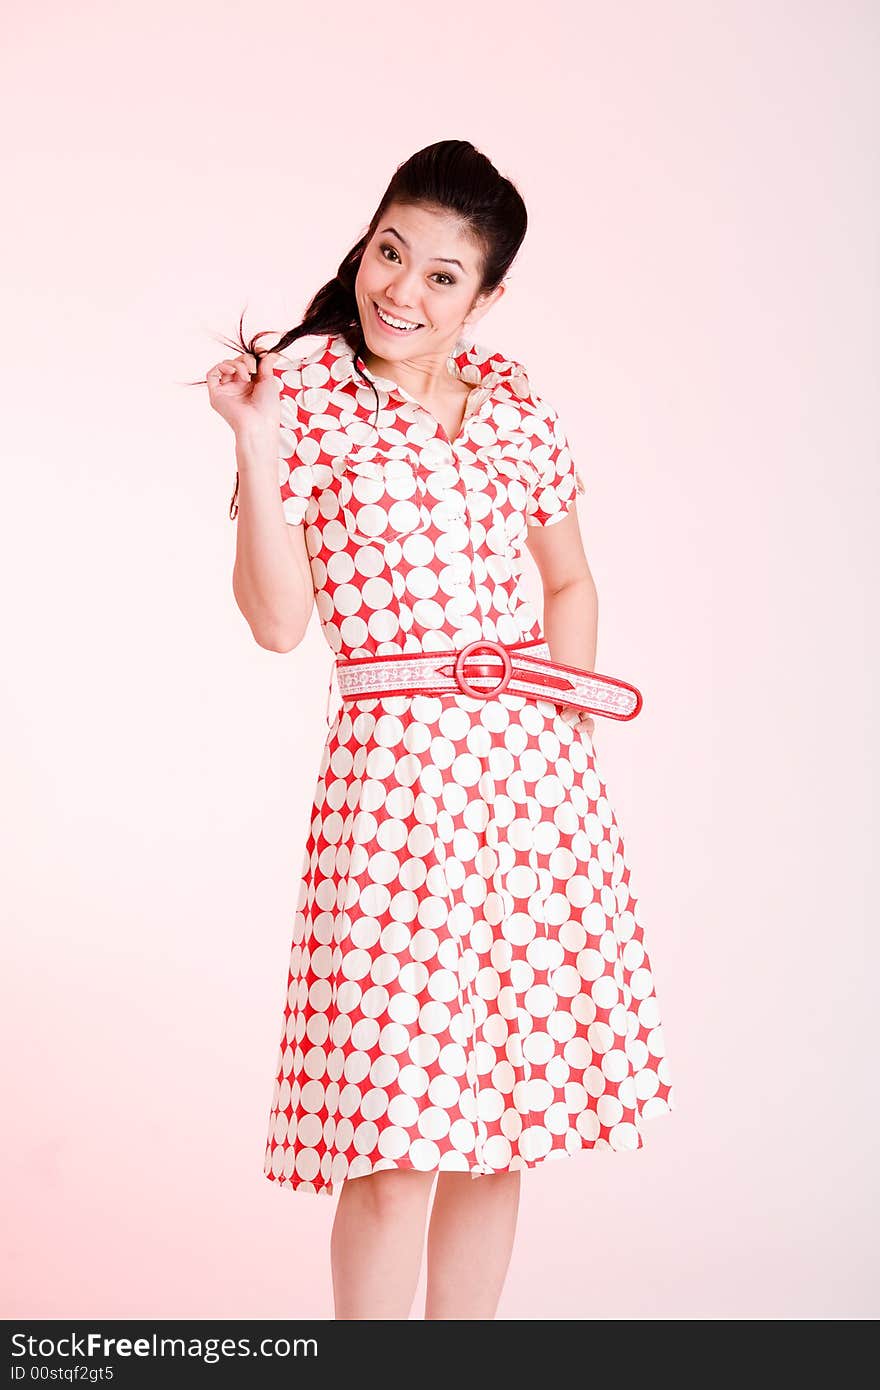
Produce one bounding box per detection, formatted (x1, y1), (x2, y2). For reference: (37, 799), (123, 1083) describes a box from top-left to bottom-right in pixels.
(378, 244), (455, 287)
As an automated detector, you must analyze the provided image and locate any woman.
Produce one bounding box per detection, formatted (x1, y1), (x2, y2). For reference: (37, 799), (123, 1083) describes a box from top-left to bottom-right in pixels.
(205, 140), (674, 1319)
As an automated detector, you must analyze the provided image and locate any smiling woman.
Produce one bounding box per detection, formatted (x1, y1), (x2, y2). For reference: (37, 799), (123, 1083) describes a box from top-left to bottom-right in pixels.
(196, 138), (675, 1322)
(355, 208), (501, 373)
(190, 140), (526, 518)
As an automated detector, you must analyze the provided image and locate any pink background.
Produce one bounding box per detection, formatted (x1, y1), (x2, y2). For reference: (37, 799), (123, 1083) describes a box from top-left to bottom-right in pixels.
(3, 1), (878, 1319)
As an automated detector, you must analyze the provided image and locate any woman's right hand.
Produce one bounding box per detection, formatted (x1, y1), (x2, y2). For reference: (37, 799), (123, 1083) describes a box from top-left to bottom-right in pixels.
(206, 350), (284, 440)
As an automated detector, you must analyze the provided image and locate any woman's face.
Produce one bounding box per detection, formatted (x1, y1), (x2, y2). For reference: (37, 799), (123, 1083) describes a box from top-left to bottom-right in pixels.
(354, 201), (502, 361)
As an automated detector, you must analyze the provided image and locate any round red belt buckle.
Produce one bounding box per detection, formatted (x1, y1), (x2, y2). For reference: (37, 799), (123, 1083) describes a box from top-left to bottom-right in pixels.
(453, 640), (513, 698)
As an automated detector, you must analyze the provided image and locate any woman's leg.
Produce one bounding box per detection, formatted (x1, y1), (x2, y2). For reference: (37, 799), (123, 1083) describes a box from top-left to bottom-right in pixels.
(424, 1170), (521, 1319)
(330, 1169), (436, 1319)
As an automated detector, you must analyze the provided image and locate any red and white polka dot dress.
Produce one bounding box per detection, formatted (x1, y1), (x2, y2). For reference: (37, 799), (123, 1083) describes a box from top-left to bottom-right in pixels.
(263, 332), (674, 1196)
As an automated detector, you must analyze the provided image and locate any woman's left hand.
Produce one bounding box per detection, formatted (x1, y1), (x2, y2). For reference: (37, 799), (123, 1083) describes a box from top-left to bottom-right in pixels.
(574, 713), (596, 739)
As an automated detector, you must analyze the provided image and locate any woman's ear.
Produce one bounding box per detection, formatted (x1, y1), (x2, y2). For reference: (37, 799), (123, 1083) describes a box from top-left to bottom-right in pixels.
(464, 282), (506, 333)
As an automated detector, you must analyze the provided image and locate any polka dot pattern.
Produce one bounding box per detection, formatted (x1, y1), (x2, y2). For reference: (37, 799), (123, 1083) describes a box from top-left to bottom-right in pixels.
(263, 334), (674, 1195)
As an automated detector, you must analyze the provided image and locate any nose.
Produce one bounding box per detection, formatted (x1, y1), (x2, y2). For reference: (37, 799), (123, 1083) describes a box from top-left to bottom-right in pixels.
(386, 270), (421, 310)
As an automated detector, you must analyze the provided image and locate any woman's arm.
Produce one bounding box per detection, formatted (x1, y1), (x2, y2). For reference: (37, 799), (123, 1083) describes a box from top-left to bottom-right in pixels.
(231, 428), (314, 652)
(525, 508), (598, 671)
(542, 575), (599, 673)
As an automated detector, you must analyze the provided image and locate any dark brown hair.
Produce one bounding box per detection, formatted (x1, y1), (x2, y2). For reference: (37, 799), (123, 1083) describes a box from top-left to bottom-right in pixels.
(188, 140), (528, 518)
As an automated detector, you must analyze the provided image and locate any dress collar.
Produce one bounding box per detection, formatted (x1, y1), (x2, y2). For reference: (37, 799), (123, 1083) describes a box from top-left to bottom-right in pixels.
(329, 332), (532, 403)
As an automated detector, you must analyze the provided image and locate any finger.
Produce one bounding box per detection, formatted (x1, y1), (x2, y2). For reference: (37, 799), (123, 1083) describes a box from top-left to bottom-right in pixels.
(208, 360), (240, 381)
(256, 352), (284, 386)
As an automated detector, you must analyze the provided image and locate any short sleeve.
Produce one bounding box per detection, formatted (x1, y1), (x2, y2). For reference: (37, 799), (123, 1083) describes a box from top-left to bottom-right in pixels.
(274, 364), (316, 527)
(525, 400), (586, 528)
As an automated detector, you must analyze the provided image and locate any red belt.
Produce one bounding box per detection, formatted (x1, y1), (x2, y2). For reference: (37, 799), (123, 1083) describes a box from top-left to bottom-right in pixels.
(328, 637), (642, 723)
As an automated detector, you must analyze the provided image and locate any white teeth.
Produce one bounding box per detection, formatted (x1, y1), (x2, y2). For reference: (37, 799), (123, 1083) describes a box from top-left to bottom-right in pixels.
(376, 303), (422, 331)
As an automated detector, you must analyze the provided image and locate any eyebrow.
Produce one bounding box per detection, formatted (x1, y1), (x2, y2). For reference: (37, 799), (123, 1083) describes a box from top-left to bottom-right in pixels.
(380, 226), (467, 272)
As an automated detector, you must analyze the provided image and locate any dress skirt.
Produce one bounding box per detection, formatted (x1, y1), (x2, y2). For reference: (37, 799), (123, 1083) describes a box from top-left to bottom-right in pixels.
(263, 667), (674, 1197)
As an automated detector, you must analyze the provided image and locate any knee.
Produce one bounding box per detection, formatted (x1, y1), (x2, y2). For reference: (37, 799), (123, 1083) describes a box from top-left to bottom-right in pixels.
(342, 1168), (435, 1219)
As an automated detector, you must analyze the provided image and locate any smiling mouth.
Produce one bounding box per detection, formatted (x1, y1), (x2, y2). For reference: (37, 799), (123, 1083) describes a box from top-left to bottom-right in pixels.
(373, 300), (424, 332)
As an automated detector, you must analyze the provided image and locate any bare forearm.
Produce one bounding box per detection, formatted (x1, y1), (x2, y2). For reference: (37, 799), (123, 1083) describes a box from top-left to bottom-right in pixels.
(542, 576), (599, 671)
(231, 431), (312, 651)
